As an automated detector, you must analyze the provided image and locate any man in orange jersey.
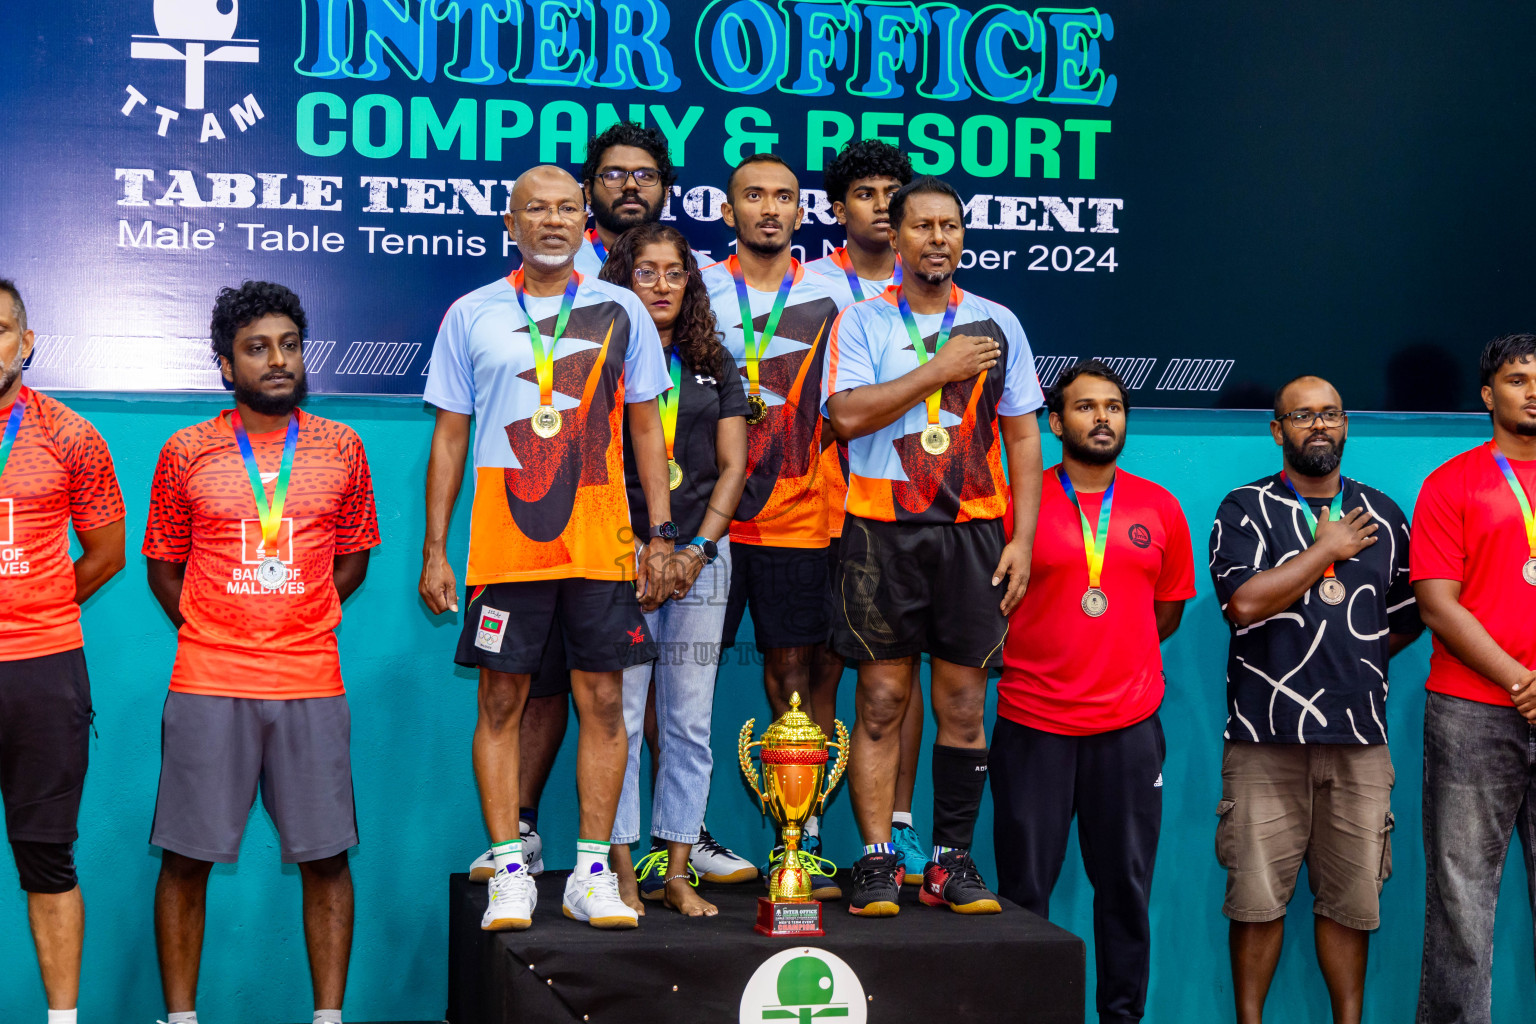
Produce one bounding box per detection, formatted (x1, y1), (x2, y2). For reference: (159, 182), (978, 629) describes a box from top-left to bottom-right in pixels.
(144, 282), (379, 1024)
(420, 165), (674, 933)
(0, 279), (125, 1024)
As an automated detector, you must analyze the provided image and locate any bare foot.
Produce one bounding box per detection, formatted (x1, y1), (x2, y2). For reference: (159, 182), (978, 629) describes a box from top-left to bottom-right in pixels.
(665, 877), (718, 917)
(617, 872), (646, 916)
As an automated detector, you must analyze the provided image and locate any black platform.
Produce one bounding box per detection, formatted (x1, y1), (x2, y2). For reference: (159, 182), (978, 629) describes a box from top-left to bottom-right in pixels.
(447, 871), (1085, 1023)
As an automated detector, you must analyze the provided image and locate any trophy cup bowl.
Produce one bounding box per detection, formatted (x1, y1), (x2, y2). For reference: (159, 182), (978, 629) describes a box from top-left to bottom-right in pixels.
(739, 692), (848, 936)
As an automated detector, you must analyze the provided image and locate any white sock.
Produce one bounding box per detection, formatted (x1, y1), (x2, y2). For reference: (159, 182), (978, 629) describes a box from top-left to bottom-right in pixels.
(804, 815), (820, 839)
(314, 1011), (342, 1024)
(166, 1013), (198, 1024)
(47, 1011), (77, 1024)
(491, 839), (524, 876)
(891, 811), (913, 828)
(575, 839), (610, 875)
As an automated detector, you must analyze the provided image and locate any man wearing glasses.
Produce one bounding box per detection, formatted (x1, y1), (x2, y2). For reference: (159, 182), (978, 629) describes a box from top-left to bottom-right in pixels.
(1207, 376), (1422, 1024)
(575, 122), (711, 273)
(419, 165), (675, 932)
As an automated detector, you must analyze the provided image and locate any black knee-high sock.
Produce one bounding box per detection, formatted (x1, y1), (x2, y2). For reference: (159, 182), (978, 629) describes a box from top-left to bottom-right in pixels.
(931, 744), (988, 850)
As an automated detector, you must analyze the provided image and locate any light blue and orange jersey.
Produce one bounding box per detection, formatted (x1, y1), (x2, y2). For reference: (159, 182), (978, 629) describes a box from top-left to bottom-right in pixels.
(424, 273), (670, 584)
(702, 257), (843, 549)
(821, 285), (1043, 525)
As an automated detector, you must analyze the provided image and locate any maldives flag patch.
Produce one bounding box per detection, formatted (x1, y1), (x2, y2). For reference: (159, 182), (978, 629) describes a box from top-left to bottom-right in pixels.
(474, 606), (510, 653)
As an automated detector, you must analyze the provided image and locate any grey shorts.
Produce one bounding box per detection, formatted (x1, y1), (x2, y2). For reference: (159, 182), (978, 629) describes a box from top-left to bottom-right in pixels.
(1215, 741), (1394, 930)
(150, 692), (357, 864)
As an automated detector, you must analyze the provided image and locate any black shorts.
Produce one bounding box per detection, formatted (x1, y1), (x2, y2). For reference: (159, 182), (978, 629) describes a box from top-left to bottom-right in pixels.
(722, 542), (832, 650)
(529, 619), (571, 698)
(830, 515), (1008, 667)
(0, 648), (92, 843)
(456, 578), (656, 675)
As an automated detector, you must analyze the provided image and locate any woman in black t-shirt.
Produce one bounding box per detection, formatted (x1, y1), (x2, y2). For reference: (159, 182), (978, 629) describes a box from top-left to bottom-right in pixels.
(602, 224), (749, 917)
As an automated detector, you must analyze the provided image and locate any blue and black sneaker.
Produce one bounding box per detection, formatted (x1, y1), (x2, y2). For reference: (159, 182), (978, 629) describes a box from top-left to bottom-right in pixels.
(635, 844), (699, 902)
(891, 821), (926, 886)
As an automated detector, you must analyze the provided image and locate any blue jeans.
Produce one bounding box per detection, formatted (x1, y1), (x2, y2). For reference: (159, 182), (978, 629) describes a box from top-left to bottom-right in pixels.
(611, 540), (731, 846)
(1418, 692), (1536, 1024)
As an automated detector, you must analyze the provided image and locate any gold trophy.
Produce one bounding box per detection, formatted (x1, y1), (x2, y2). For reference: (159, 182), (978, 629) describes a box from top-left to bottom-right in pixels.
(739, 692), (849, 936)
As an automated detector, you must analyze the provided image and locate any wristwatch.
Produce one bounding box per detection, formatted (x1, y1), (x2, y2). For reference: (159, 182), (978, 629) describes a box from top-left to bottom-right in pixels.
(651, 521), (679, 541)
(688, 536), (718, 564)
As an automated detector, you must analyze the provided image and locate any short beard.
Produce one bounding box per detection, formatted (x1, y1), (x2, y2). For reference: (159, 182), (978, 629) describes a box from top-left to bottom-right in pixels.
(235, 373), (308, 416)
(915, 266), (953, 286)
(1282, 431), (1345, 476)
(0, 350), (23, 396)
(1061, 427), (1124, 466)
(592, 192), (658, 235)
(740, 232), (790, 258)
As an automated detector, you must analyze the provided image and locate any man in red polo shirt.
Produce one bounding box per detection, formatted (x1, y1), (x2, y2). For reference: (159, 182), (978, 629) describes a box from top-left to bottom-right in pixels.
(0, 278), (125, 1024)
(1414, 333), (1536, 1023)
(993, 360), (1195, 1024)
(144, 282), (379, 1024)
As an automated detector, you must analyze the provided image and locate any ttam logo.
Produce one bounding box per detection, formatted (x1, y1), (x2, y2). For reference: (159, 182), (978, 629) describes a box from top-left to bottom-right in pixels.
(1128, 523), (1152, 548)
(739, 947), (866, 1023)
(124, 0), (264, 143)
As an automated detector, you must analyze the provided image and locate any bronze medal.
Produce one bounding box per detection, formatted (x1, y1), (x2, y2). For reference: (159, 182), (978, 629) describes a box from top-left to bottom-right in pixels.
(1081, 588), (1108, 617)
(668, 459), (683, 491)
(1318, 577), (1346, 605)
(532, 405), (562, 438)
(920, 424), (951, 456)
(746, 393), (767, 425)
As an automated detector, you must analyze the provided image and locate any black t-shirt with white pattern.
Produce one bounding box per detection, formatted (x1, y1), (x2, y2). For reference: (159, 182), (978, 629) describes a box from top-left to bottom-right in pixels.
(1208, 473), (1421, 745)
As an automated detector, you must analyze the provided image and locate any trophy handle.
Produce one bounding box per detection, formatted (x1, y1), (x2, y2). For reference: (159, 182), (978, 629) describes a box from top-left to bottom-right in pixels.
(737, 720), (766, 810)
(818, 719), (851, 813)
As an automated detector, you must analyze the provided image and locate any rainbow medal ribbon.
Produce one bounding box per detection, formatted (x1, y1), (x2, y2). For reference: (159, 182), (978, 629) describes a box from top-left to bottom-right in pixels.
(730, 256), (794, 426)
(586, 227), (607, 265)
(0, 388), (28, 483)
(513, 269), (579, 438)
(896, 285), (960, 455)
(1280, 470), (1347, 605)
(1490, 443), (1536, 586)
(661, 350), (683, 490)
(233, 410), (299, 592)
(1060, 467), (1115, 617)
(834, 247), (902, 302)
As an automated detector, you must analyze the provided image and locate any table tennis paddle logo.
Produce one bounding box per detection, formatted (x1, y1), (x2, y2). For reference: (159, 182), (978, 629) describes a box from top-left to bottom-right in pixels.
(123, 0), (265, 142)
(740, 948), (865, 1023)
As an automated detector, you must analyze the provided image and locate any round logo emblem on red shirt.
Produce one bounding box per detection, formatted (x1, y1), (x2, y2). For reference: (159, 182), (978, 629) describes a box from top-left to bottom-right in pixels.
(1128, 524), (1152, 548)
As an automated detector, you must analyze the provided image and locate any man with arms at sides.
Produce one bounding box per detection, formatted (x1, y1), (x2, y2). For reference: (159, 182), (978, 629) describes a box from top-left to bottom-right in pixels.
(1209, 375), (1420, 1024)
(0, 279), (125, 1024)
(993, 360), (1194, 1024)
(419, 166), (673, 932)
(1414, 334), (1536, 1024)
(145, 282), (379, 1024)
(824, 175), (1043, 918)
(702, 153), (845, 898)
(484, 123), (754, 888)
(804, 141), (928, 883)
(598, 224), (749, 916)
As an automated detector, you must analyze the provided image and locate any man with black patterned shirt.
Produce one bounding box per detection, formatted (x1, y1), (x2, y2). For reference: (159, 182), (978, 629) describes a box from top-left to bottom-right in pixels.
(1208, 375), (1422, 1024)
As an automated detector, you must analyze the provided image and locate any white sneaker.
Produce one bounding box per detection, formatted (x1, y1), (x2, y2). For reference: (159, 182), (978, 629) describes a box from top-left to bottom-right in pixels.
(690, 825), (759, 883)
(469, 823), (544, 883)
(562, 866), (639, 929)
(481, 865), (536, 931)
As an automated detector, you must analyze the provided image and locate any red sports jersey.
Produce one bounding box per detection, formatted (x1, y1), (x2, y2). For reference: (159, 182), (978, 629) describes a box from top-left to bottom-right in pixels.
(1412, 442), (1536, 705)
(0, 387), (125, 661)
(1000, 468), (1196, 735)
(142, 409), (380, 699)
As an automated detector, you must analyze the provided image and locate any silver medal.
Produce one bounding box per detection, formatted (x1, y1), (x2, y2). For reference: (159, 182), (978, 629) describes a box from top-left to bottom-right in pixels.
(1318, 577), (1346, 605)
(1081, 588), (1108, 617)
(256, 556), (290, 591)
(1524, 558), (1536, 587)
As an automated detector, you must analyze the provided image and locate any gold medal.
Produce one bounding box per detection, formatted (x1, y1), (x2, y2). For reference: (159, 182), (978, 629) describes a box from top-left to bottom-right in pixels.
(920, 424), (950, 455)
(532, 405), (562, 438)
(1318, 577), (1346, 605)
(668, 459), (682, 490)
(1524, 558), (1536, 586)
(1081, 588), (1108, 617)
(746, 393), (768, 425)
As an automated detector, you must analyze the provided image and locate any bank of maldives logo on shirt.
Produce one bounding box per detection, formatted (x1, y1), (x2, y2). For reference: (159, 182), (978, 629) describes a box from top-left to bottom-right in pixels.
(740, 948), (866, 1023)
(124, 0), (265, 143)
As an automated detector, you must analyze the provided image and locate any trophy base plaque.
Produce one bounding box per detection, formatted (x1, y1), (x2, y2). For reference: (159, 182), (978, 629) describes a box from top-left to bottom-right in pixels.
(755, 897), (825, 937)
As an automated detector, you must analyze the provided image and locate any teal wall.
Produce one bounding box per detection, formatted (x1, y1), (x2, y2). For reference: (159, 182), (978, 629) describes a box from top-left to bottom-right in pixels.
(1, 395), (1528, 1023)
